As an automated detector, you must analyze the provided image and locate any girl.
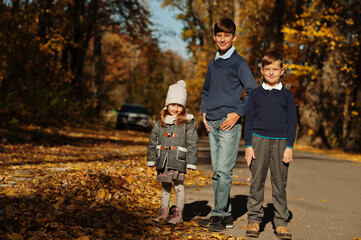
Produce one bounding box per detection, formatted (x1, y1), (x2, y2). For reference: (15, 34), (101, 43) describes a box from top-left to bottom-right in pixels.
(147, 80), (198, 225)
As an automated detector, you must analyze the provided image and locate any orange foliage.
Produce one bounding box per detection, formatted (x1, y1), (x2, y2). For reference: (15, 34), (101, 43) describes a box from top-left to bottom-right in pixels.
(0, 124), (214, 239)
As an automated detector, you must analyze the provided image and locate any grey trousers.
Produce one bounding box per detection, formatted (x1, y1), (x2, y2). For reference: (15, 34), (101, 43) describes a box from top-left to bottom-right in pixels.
(247, 135), (290, 227)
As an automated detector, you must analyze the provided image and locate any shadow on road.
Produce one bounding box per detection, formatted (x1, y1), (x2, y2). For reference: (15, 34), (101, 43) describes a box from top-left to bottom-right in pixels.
(1, 124), (149, 147)
(259, 203), (293, 232)
(231, 195), (248, 220)
(260, 203), (275, 231)
(183, 195), (249, 222)
(183, 201), (211, 221)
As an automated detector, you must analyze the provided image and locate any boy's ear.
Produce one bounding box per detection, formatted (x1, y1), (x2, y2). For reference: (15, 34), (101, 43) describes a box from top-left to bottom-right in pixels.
(281, 67), (285, 76)
(232, 34), (237, 42)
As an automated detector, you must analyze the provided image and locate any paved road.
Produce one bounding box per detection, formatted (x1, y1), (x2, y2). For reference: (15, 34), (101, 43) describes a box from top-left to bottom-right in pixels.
(183, 137), (361, 240)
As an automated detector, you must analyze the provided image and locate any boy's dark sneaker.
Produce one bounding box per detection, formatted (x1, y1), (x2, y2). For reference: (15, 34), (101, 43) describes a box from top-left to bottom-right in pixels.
(207, 216), (224, 232)
(224, 215), (234, 229)
(198, 218), (211, 228)
(275, 226), (292, 240)
(246, 222), (260, 238)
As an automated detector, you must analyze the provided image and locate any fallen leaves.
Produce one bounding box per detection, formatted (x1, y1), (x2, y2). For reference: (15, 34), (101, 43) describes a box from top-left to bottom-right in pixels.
(0, 124), (215, 239)
(7, 232), (23, 240)
(209, 233), (240, 240)
(232, 182), (250, 186)
(294, 144), (361, 163)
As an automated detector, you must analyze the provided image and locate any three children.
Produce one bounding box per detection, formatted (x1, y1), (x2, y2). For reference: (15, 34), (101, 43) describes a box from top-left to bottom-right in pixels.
(147, 18), (296, 240)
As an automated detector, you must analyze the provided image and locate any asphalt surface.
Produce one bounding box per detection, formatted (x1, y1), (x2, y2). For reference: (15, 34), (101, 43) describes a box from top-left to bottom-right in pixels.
(182, 137), (361, 240)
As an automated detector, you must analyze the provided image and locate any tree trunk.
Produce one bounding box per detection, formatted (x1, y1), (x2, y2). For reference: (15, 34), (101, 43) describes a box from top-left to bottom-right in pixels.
(70, 0), (99, 100)
(318, 49), (341, 148)
(298, 79), (322, 147)
(94, 33), (105, 114)
(345, 84), (361, 152)
(234, 0), (241, 36)
(342, 85), (351, 145)
(38, 0), (53, 42)
(345, 4), (361, 151)
(267, 0), (285, 51)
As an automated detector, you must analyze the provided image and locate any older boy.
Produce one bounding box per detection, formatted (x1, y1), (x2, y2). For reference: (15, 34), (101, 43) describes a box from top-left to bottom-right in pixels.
(244, 51), (296, 239)
(200, 18), (257, 232)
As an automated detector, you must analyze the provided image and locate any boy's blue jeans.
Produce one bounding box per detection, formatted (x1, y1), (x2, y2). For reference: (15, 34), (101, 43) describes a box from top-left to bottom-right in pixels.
(207, 117), (241, 217)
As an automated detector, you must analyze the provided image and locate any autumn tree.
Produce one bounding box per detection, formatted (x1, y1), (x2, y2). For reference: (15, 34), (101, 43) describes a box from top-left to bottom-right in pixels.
(0, 0), (154, 123)
(282, 0), (360, 151)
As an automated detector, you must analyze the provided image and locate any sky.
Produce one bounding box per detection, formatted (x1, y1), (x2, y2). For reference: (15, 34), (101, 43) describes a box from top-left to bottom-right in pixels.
(148, 0), (190, 59)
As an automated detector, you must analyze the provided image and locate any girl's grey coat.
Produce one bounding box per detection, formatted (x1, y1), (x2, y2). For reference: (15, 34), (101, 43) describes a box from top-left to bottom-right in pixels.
(146, 114), (198, 172)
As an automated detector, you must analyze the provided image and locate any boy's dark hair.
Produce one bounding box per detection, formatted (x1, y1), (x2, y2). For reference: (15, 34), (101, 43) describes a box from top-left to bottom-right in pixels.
(214, 18), (236, 35)
(262, 51), (284, 68)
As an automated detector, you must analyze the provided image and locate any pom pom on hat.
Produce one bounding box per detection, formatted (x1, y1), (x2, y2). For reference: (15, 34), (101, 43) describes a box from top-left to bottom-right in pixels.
(176, 80), (186, 88)
(165, 80), (187, 107)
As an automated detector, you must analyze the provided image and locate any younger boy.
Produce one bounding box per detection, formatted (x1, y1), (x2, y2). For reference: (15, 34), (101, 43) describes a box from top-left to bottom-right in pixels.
(244, 51), (296, 239)
(200, 18), (257, 232)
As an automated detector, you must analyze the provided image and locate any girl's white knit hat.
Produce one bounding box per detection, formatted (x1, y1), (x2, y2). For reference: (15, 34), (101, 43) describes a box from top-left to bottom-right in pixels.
(165, 80), (187, 107)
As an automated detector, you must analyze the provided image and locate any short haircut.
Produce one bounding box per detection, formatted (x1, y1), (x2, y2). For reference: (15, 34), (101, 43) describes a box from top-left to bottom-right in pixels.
(262, 51), (284, 68)
(214, 18), (236, 35)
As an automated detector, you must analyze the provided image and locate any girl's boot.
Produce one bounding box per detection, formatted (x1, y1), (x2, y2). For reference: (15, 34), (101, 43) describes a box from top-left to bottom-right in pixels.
(167, 207), (183, 225)
(152, 207), (169, 223)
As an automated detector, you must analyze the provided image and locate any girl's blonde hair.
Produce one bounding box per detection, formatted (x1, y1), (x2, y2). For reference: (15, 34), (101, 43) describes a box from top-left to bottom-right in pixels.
(156, 107), (190, 127)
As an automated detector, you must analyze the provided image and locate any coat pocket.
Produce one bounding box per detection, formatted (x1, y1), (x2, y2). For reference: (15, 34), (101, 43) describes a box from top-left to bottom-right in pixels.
(176, 146), (187, 162)
(156, 145), (161, 159)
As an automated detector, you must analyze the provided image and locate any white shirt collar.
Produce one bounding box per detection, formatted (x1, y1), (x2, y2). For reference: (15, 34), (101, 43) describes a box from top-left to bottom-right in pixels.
(262, 82), (283, 91)
(215, 46), (235, 60)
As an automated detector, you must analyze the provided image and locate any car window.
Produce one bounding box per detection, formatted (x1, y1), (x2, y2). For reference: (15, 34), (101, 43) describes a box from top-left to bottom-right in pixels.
(121, 105), (148, 114)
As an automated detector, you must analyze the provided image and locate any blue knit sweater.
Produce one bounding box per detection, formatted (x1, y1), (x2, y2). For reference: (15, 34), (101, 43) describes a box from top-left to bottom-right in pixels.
(244, 85), (297, 148)
(201, 50), (257, 120)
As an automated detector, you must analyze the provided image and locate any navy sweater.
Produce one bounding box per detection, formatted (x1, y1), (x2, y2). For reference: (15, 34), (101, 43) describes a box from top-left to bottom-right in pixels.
(244, 86), (297, 148)
(201, 50), (257, 120)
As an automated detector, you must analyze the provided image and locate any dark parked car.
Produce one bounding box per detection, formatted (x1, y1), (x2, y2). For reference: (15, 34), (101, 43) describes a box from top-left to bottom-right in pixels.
(116, 104), (151, 131)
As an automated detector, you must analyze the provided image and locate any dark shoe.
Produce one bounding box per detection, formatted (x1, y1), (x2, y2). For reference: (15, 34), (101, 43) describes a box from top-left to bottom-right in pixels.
(275, 226), (292, 240)
(199, 218), (211, 228)
(246, 222), (260, 238)
(224, 215), (234, 229)
(208, 216), (224, 232)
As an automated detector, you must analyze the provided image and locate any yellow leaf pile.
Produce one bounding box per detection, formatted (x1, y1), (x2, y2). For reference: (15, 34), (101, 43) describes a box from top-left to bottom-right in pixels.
(0, 124), (215, 239)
